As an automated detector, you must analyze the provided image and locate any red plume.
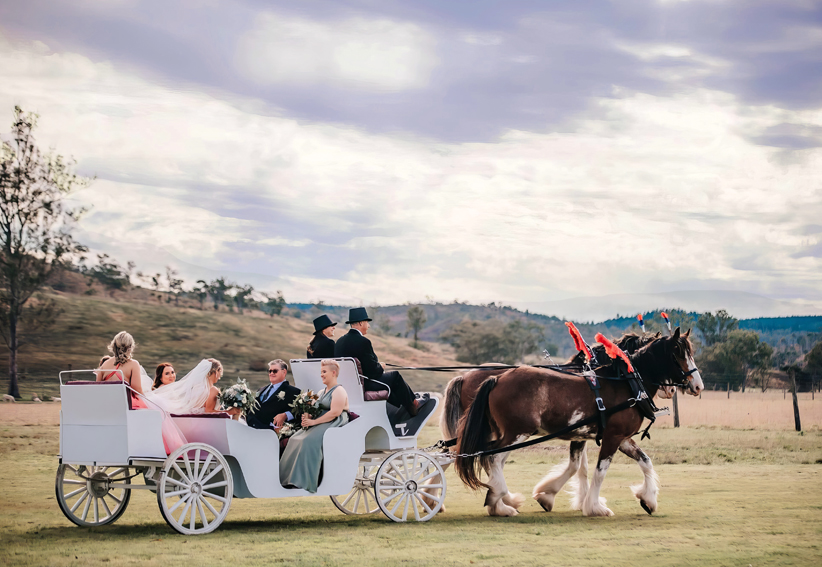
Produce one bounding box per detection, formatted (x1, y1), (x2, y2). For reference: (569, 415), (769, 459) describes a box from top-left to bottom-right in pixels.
(565, 322), (589, 361)
(594, 333), (634, 373)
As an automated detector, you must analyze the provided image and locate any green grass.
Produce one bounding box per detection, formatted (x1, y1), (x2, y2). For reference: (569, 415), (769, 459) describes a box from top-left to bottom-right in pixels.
(1, 424), (821, 566)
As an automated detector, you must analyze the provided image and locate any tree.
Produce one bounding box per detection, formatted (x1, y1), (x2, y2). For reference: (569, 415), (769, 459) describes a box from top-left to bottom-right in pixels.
(696, 309), (739, 347)
(193, 280), (208, 310)
(440, 319), (548, 364)
(696, 329), (773, 391)
(166, 266), (183, 306)
(0, 107), (90, 397)
(206, 277), (232, 310)
(805, 340), (822, 375)
(506, 320), (545, 363)
(406, 305), (427, 348)
(85, 253), (131, 296)
(232, 284), (254, 314)
(261, 290), (286, 317)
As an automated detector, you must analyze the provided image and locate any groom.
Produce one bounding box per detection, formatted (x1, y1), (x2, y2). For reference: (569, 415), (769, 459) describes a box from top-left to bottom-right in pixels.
(246, 359), (300, 430)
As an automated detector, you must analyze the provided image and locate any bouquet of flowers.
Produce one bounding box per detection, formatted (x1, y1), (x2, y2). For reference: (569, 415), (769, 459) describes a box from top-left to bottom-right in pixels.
(217, 378), (259, 417)
(277, 390), (322, 438)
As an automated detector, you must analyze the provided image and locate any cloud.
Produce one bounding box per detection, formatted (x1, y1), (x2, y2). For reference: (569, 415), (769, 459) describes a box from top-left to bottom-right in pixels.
(235, 11), (438, 92)
(1, 30), (821, 312)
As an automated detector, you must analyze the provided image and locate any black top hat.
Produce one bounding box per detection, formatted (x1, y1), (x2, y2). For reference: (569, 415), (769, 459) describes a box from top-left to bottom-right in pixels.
(312, 314), (337, 334)
(345, 307), (372, 325)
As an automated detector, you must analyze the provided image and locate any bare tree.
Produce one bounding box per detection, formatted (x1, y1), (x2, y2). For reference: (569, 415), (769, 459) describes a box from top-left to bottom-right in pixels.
(0, 107), (90, 398)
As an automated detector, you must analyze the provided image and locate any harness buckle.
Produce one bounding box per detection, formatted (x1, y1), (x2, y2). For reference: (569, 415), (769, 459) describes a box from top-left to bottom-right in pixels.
(595, 397), (606, 412)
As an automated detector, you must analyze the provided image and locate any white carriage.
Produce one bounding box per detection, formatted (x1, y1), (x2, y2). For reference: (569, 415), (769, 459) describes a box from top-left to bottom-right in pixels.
(55, 358), (446, 534)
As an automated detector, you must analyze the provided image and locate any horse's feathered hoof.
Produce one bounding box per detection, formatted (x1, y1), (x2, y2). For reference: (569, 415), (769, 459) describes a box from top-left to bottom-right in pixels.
(533, 492), (555, 512)
(640, 500), (653, 515)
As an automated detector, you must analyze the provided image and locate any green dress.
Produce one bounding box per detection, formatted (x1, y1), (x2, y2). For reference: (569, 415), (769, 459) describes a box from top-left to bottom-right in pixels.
(279, 385), (349, 493)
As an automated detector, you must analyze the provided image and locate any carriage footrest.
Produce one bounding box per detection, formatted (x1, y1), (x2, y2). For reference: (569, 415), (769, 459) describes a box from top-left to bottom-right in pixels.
(653, 407), (671, 418)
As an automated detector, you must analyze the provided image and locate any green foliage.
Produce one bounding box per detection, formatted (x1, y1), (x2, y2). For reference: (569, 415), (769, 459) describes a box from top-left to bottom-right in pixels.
(440, 318), (546, 364)
(697, 329), (773, 389)
(0, 106), (91, 397)
(261, 290), (286, 317)
(83, 254), (132, 295)
(805, 340), (822, 373)
(696, 309), (739, 346)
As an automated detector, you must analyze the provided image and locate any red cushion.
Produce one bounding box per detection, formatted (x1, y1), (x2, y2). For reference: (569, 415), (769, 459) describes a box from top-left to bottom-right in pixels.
(348, 411), (359, 421)
(66, 380), (124, 385)
(364, 390), (389, 401)
(171, 412), (231, 419)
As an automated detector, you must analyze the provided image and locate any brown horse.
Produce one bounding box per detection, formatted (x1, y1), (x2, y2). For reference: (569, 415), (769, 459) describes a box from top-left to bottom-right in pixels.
(438, 333), (671, 514)
(453, 328), (702, 517)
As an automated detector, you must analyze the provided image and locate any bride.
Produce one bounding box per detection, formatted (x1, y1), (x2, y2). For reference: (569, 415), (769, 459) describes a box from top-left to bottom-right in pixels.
(145, 358), (240, 418)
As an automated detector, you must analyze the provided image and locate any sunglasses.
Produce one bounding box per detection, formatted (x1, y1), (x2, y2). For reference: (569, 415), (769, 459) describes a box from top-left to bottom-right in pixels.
(268, 369), (282, 374)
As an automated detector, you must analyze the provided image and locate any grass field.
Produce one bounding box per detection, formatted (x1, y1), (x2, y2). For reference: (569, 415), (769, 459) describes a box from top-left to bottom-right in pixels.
(1, 404), (821, 566)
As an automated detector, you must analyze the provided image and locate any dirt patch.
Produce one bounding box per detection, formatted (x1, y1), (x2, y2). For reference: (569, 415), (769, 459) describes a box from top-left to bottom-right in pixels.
(0, 403), (61, 426)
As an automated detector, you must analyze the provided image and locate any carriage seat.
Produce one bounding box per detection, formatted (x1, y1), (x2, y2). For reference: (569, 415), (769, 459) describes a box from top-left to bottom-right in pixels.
(66, 380), (124, 385)
(351, 358), (390, 401)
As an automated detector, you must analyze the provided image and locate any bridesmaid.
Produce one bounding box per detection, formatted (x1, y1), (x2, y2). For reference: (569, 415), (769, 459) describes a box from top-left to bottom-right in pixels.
(153, 362), (176, 390)
(307, 314), (336, 359)
(279, 359), (349, 493)
(96, 331), (147, 408)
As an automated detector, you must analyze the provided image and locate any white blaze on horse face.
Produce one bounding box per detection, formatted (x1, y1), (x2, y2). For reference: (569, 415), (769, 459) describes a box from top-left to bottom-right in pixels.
(686, 354), (703, 395)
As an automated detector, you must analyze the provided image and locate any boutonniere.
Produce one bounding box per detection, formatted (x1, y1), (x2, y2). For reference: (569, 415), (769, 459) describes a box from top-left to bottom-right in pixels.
(277, 391), (285, 400)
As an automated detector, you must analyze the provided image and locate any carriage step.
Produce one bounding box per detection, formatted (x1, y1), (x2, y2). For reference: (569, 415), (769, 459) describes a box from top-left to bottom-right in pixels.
(653, 407), (671, 418)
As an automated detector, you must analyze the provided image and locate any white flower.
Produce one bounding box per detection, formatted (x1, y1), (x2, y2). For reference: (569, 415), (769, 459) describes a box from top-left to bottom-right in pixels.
(277, 391), (285, 400)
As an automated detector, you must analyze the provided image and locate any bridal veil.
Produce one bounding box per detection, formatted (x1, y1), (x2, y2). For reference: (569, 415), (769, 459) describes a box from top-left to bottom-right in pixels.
(144, 359), (213, 414)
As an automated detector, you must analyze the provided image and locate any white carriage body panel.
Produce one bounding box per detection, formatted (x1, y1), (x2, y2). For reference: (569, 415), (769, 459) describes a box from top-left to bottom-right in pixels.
(59, 380), (166, 464)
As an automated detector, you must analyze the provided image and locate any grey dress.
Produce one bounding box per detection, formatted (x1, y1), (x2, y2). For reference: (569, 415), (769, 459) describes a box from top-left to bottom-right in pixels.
(279, 385), (349, 493)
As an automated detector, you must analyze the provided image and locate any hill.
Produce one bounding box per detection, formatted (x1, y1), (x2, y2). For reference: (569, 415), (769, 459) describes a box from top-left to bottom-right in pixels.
(0, 292), (459, 400)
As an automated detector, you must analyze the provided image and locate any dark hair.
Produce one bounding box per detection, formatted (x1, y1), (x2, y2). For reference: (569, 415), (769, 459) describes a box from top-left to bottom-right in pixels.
(307, 335), (322, 356)
(154, 362), (174, 390)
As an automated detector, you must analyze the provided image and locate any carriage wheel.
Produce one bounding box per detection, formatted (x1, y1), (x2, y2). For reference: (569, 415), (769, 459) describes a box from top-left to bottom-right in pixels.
(157, 443), (233, 535)
(374, 450), (445, 522)
(55, 464), (131, 527)
(330, 462), (380, 515)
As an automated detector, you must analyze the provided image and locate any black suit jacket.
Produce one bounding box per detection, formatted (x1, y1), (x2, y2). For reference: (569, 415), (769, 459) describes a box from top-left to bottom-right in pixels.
(246, 380), (301, 430)
(334, 329), (382, 380)
(307, 334), (335, 359)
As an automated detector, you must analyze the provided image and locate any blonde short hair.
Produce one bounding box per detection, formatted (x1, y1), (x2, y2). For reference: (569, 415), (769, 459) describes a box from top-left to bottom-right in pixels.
(320, 359), (340, 374)
(108, 331), (135, 365)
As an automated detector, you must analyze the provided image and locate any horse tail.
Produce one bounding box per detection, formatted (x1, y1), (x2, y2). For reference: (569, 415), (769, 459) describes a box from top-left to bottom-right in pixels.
(455, 376), (499, 491)
(440, 375), (464, 439)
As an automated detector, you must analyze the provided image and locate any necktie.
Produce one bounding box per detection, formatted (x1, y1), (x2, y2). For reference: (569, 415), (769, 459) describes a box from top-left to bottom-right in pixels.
(262, 384), (274, 403)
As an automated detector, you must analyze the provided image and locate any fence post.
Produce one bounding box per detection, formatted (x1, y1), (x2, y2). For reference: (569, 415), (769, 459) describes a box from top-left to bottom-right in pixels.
(727, 382), (730, 399)
(790, 369), (802, 432)
(673, 390), (680, 428)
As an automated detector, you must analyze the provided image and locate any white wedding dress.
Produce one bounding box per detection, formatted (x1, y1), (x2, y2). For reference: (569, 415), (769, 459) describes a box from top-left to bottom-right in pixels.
(144, 359), (213, 415)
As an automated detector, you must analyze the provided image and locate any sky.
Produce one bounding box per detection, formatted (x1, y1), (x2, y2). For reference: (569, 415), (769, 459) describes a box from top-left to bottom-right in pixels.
(0, 0), (821, 318)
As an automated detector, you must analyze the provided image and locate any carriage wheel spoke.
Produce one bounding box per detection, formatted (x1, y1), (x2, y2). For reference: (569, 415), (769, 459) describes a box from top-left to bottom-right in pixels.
(353, 490), (362, 513)
(200, 464), (223, 485)
(202, 480), (228, 490)
(414, 493), (434, 515)
(380, 488), (403, 507)
(183, 453), (194, 484)
(164, 488), (190, 499)
(62, 479), (85, 485)
(361, 489), (371, 513)
(390, 493), (407, 516)
(178, 498), (193, 527)
(168, 493), (190, 515)
(94, 497), (100, 523)
(341, 490), (357, 508)
(64, 486), (86, 499)
(417, 489), (443, 504)
(419, 484), (443, 490)
(172, 463), (190, 484)
(411, 493), (421, 521)
(189, 498), (196, 531)
(81, 494), (92, 521)
(201, 495), (220, 517)
(163, 476), (189, 489)
(202, 491), (227, 504)
(401, 494), (411, 521)
(197, 499), (209, 528)
(108, 468), (126, 478)
(105, 492), (122, 505)
(66, 465), (78, 474)
(100, 495), (112, 518)
(198, 453), (213, 481)
(193, 449), (201, 479)
(70, 491), (89, 513)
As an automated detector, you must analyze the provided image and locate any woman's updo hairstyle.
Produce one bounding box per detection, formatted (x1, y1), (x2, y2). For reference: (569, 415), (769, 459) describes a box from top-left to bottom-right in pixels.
(108, 331), (135, 365)
(207, 358), (223, 377)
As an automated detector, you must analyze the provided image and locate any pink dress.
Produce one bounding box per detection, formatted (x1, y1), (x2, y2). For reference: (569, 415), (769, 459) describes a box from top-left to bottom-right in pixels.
(104, 365), (187, 455)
